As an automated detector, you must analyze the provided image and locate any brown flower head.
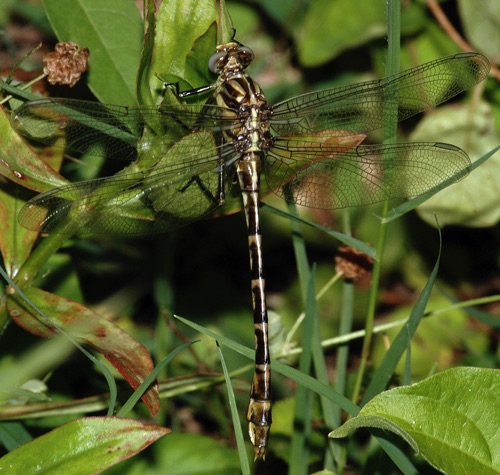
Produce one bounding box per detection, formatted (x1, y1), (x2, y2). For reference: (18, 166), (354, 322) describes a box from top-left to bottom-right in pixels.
(335, 245), (374, 283)
(43, 42), (89, 87)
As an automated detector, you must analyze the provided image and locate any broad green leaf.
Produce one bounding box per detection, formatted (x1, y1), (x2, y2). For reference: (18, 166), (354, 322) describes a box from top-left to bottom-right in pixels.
(384, 144), (498, 223)
(152, 433), (240, 475)
(136, 0), (157, 107)
(0, 106), (67, 276)
(42, 0), (143, 105)
(330, 367), (500, 475)
(0, 417), (169, 475)
(106, 432), (243, 475)
(0, 108), (67, 192)
(0, 185), (36, 278)
(297, 0), (386, 67)
(411, 101), (500, 227)
(458, 0), (500, 57)
(138, 0), (233, 108)
(6, 287), (160, 415)
(144, 131), (220, 219)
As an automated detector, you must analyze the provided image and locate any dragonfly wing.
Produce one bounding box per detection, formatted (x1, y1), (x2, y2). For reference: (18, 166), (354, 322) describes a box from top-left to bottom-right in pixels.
(13, 98), (242, 161)
(19, 133), (238, 234)
(270, 53), (490, 137)
(12, 98), (145, 161)
(265, 140), (471, 209)
(141, 133), (238, 224)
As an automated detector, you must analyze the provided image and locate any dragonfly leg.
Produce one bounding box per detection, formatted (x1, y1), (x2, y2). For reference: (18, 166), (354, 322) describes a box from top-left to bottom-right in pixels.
(178, 173), (225, 205)
(178, 83), (214, 98)
(162, 81), (213, 99)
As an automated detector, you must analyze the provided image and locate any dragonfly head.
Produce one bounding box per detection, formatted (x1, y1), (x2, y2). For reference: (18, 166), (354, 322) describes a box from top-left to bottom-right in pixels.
(208, 42), (254, 74)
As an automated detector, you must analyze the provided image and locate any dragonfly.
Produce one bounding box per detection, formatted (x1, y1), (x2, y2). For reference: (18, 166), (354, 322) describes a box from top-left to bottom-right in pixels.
(11, 42), (490, 458)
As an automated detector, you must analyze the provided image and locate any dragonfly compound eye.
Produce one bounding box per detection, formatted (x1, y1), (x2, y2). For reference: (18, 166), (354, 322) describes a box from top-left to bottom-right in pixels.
(208, 51), (227, 73)
(238, 46), (254, 68)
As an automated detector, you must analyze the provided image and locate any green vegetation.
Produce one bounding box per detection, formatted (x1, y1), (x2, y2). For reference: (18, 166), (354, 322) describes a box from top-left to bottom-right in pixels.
(0, 0), (498, 473)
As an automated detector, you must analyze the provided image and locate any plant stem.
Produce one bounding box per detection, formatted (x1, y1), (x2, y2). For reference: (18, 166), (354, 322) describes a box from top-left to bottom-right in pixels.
(351, 0), (401, 406)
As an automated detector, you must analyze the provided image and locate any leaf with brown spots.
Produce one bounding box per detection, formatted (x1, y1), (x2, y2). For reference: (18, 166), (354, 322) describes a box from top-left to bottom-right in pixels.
(6, 287), (160, 415)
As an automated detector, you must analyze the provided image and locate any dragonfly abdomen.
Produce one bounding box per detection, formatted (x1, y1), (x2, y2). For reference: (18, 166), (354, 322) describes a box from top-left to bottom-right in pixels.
(237, 156), (272, 459)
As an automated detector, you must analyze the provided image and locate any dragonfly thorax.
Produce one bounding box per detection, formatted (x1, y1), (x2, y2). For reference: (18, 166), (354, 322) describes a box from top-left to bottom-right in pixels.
(217, 79), (273, 155)
(213, 45), (273, 156)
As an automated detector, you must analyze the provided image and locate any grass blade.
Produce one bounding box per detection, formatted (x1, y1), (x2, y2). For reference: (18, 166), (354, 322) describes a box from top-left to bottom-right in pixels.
(362, 228), (442, 404)
(117, 341), (197, 417)
(216, 343), (251, 474)
(174, 314), (360, 416)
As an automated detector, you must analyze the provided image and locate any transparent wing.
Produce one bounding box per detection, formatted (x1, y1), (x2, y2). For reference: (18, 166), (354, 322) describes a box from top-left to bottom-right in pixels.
(14, 52), (488, 232)
(270, 53), (490, 137)
(13, 53), (489, 161)
(18, 133), (239, 234)
(264, 140), (470, 209)
(12, 97), (241, 161)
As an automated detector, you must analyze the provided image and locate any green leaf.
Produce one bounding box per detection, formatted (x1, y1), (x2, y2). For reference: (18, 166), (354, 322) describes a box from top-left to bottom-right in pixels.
(42, 0), (143, 105)
(0, 417), (169, 474)
(384, 144), (499, 223)
(411, 102), (500, 227)
(0, 106), (68, 276)
(138, 0), (233, 107)
(297, 0), (386, 67)
(0, 107), (67, 192)
(136, 0), (157, 107)
(0, 185), (35, 278)
(6, 287), (160, 415)
(152, 433), (240, 475)
(458, 0), (500, 57)
(330, 367), (500, 475)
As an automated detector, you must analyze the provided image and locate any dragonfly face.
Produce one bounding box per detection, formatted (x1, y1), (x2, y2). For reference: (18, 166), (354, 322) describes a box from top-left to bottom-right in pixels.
(11, 40), (490, 458)
(208, 42), (255, 77)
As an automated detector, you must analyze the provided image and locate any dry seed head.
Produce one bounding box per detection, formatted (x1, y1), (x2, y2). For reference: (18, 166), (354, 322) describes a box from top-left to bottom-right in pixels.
(335, 245), (374, 283)
(43, 42), (89, 87)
